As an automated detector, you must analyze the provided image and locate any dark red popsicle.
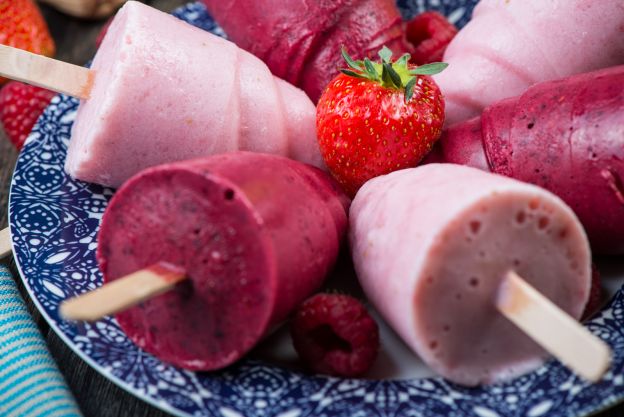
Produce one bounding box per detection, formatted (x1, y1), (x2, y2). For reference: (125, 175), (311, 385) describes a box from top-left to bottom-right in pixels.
(429, 66), (624, 253)
(97, 152), (349, 370)
(201, 0), (412, 102)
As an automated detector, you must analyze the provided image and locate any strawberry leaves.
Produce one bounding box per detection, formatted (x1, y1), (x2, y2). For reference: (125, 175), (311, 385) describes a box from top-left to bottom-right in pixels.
(382, 63), (402, 89)
(363, 58), (377, 78)
(378, 45), (393, 63)
(341, 47), (364, 71)
(339, 46), (448, 103)
(405, 77), (417, 102)
(409, 62), (449, 75)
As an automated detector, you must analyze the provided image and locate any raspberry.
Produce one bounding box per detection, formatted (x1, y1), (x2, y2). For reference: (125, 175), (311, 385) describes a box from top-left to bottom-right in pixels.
(290, 293), (379, 377)
(405, 11), (458, 65)
(582, 263), (603, 320)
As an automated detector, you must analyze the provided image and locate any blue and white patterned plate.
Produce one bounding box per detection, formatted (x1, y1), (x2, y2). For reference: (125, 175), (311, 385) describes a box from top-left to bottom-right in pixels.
(8, 2), (624, 417)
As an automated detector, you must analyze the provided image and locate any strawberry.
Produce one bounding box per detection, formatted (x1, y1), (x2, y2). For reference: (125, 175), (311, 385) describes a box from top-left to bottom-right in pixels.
(0, 0), (56, 84)
(291, 293), (379, 377)
(316, 46), (446, 196)
(406, 12), (458, 65)
(0, 81), (55, 150)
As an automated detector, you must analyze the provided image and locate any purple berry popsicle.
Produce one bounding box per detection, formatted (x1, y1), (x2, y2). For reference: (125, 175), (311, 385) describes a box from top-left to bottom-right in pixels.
(96, 152), (349, 370)
(66, 1), (323, 188)
(428, 66), (624, 253)
(200, 0), (412, 103)
(350, 164), (591, 386)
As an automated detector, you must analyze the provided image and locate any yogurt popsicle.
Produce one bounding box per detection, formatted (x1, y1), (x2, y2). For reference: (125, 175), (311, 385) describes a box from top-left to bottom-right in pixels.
(430, 66), (624, 254)
(65, 1), (323, 188)
(434, 0), (624, 125)
(97, 152), (349, 370)
(350, 164), (591, 385)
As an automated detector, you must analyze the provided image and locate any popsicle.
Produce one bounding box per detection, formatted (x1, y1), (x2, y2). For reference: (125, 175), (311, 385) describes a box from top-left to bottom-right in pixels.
(65, 152), (349, 371)
(0, 1), (323, 188)
(350, 164), (605, 385)
(201, 0), (413, 102)
(434, 0), (624, 125)
(429, 65), (624, 254)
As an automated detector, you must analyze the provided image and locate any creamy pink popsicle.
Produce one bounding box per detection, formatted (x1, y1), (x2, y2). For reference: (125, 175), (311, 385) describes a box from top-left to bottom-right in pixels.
(66, 1), (323, 188)
(350, 164), (591, 385)
(431, 66), (624, 253)
(97, 152), (349, 370)
(434, 0), (624, 125)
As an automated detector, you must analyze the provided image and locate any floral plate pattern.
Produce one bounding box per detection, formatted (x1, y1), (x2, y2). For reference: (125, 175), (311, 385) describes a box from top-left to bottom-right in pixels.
(9, 2), (624, 417)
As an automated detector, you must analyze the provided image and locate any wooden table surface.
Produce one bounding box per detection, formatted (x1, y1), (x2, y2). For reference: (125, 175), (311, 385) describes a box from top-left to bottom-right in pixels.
(0, 1), (621, 416)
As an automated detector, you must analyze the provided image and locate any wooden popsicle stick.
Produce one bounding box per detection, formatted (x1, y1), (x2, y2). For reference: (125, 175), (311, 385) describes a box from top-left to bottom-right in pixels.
(0, 227), (11, 259)
(60, 262), (186, 321)
(0, 45), (94, 99)
(497, 270), (611, 382)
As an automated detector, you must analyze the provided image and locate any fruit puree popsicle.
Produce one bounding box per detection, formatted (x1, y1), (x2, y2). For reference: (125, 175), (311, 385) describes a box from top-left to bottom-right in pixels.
(350, 164), (591, 385)
(434, 0), (624, 125)
(201, 0), (412, 102)
(430, 66), (624, 254)
(97, 152), (349, 370)
(66, 1), (323, 188)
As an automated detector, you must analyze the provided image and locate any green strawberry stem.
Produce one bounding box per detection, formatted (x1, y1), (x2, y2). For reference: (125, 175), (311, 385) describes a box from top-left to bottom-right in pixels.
(340, 46), (448, 102)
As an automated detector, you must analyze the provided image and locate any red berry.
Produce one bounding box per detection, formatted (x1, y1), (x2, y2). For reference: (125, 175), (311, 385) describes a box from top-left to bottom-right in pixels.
(0, 0), (56, 84)
(582, 264), (603, 320)
(317, 47), (445, 196)
(0, 81), (55, 150)
(406, 12), (458, 65)
(291, 293), (379, 377)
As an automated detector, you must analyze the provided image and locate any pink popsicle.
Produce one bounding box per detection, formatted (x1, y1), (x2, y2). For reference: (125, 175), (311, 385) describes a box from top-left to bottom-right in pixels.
(434, 0), (624, 125)
(350, 164), (591, 385)
(433, 66), (624, 253)
(97, 152), (349, 370)
(66, 1), (323, 188)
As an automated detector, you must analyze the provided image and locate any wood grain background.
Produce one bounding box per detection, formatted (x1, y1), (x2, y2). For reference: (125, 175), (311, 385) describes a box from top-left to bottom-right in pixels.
(0, 1), (620, 416)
